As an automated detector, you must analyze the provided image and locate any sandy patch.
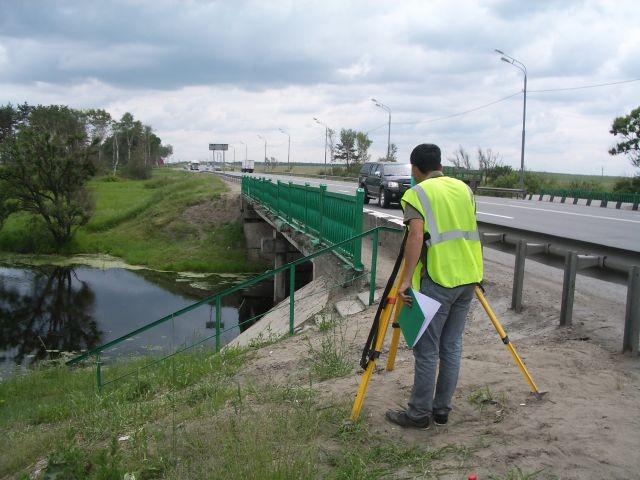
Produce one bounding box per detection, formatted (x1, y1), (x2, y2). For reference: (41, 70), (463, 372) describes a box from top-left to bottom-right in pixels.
(236, 247), (640, 479)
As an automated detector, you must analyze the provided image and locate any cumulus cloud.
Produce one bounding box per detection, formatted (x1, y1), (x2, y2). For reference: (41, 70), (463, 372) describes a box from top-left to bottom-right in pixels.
(0, 0), (639, 175)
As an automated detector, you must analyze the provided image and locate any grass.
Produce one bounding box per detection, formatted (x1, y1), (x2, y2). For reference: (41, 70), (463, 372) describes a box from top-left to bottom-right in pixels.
(306, 316), (352, 381)
(0, 169), (260, 272)
(0, 344), (476, 479)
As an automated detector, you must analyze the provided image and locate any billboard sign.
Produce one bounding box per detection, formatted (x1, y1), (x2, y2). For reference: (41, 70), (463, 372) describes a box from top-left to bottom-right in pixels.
(209, 143), (229, 151)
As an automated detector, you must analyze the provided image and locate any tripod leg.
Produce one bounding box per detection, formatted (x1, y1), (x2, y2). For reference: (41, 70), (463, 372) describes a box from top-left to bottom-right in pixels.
(385, 302), (404, 371)
(350, 262), (405, 421)
(474, 287), (542, 397)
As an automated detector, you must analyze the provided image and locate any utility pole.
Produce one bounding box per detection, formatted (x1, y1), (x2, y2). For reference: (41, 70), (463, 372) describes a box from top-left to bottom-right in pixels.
(257, 135), (267, 169)
(279, 128), (291, 171)
(313, 117), (330, 176)
(495, 49), (527, 193)
(372, 98), (391, 160)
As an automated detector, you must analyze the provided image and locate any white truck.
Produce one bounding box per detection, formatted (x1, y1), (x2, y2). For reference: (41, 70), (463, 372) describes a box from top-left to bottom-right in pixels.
(241, 159), (255, 173)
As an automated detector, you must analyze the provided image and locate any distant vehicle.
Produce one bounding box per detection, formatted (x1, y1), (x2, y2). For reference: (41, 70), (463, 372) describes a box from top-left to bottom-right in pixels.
(213, 165), (222, 171)
(241, 159), (255, 173)
(358, 162), (412, 208)
(189, 162), (200, 171)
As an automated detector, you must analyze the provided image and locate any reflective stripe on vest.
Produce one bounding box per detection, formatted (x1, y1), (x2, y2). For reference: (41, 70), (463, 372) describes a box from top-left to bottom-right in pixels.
(413, 186), (480, 247)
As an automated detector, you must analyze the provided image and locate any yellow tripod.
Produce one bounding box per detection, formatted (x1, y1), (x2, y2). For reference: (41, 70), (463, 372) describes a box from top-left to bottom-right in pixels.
(350, 272), (544, 421)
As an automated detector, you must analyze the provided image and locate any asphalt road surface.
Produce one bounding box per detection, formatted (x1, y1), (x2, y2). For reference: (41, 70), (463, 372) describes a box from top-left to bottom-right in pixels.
(226, 171), (640, 252)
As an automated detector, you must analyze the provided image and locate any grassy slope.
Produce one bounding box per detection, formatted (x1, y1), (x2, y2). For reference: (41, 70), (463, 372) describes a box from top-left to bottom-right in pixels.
(0, 170), (256, 273)
(0, 340), (474, 480)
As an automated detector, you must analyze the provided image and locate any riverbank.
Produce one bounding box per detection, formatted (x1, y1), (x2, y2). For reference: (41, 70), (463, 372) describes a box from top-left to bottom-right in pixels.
(0, 170), (259, 273)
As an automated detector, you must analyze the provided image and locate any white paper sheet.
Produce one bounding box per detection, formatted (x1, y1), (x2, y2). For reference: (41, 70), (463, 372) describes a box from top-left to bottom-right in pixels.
(411, 289), (442, 346)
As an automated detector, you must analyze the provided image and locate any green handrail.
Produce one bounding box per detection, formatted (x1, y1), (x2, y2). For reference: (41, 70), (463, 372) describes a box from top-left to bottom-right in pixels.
(242, 176), (365, 269)
(66, 226), (402, 371)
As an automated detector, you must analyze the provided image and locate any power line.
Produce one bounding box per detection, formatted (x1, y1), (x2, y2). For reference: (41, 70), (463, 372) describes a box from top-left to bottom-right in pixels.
(529, 77), (640, 93)
(393, 91), (521, 126)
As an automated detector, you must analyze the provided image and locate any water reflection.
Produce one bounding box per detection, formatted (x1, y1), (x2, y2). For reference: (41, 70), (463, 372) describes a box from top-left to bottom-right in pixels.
(0, 263), (268, 379)
(0, 266), (101, 366)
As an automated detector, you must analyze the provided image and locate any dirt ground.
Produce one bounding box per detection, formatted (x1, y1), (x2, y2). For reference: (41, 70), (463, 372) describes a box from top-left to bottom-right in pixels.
(237, 244), (640, 479)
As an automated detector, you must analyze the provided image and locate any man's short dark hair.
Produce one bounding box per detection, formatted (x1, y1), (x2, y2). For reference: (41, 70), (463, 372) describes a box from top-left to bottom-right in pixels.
(410, 144), (441, 173)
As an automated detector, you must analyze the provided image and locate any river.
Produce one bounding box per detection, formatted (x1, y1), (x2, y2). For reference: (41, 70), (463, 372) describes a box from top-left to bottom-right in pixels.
(0, 259), (273, 380)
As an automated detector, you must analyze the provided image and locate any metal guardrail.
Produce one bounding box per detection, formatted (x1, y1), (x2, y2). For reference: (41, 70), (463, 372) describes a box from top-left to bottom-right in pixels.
(242, 176), (365, 270)
(477, 186), (526, 198)
(66, 226), (404, 390)
(482, 232), (639, 355)
(537, 188), (640, 210)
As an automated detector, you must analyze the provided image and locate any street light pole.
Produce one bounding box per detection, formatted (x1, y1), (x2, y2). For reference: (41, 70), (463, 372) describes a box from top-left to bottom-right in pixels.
(257, 135), (267, 170)
(495, 49), (527, 193)
(372, 98), (392, 160)
(279, 128), (291, 171)
(313, 117), (329, 176)
(238, 141), (248, 170)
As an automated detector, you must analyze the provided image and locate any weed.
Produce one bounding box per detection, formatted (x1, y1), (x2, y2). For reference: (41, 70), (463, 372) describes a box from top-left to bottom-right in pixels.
(468, 385), (506, 412)
(306, 321), (352, 381)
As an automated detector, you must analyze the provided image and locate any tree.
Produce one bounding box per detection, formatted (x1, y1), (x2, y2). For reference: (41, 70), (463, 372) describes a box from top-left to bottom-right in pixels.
(609, 106), (640, 168)
(477, 147), (500, 171)
(327, 128), (336, 163)
(377, 142), (398, 162)
(84, 108), (112, 168)
(334, 129), (358, 168)
(355, 131), (372, 164)
(0, 106), (96, 246)
(448, 145), (473, 169)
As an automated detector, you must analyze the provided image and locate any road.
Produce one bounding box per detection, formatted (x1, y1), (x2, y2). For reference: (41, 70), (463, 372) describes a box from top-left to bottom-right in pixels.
(224, 171), (640, 252)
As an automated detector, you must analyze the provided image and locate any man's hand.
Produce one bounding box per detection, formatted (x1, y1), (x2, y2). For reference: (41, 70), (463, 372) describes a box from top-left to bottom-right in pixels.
(398, 278), (413, 307)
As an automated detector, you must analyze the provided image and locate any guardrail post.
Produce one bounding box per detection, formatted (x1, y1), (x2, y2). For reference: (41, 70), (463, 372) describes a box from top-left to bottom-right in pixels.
(276, 180), (281, 217)
(601, 193), (608, 208)
(319, 184), (327, 241)
(289, 265), (296, 335)
(511, 240), (527, 313)
(215, 296), (222, 351)
(560, 251), (578, 326)
(633, 196), (639, 211)
(369, 228), (379, 306)
(623, 266), (640, 356)
(95, 353), (102, 393)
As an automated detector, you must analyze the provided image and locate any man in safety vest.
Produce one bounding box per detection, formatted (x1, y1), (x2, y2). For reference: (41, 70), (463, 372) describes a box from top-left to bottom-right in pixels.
(386, 143), (483, 429)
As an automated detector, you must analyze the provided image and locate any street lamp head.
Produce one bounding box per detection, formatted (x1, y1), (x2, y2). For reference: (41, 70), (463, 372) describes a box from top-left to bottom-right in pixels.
(279, 128), (286, 134)
(501, 57), (512, 64)
(494, 49), (504, 55)
(371, 98), (378, 103)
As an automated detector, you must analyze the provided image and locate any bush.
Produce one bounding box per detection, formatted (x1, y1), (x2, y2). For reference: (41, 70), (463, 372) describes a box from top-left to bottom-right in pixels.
(122, 161), (152, 180)
(568, 180), (604, 192)
(613, 176), (640, 193)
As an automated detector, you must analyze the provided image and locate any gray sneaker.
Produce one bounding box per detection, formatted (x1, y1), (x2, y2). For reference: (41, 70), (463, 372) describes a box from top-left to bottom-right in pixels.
(385, 410), (430, 429)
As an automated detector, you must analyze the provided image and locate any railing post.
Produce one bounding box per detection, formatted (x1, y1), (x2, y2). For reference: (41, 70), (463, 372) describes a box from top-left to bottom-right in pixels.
(304, 182), (310, 234)
(288, 181), (293, 223)
(319, 184), (327, 242)
(560, 251), (578, 326)
(289, 265), (296, 335)
(95, 353), (102, 393)
(511, 239), (526, 313)
(215, 296), (222, 351)
(623, 266), (640, 356)
(353, 187), (364, 270)
(276, 180), (281, 216)
(369, 228), (379, 306)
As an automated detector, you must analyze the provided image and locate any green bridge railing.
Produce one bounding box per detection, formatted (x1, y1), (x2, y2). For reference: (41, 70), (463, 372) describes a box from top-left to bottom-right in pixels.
(241, 176), (365, 269)
(66, 226), (402, 393)
(538, 188), (640, 210)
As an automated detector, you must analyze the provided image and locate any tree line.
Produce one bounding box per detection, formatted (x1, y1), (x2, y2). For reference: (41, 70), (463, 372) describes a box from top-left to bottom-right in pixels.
(0, 103), (173, 246)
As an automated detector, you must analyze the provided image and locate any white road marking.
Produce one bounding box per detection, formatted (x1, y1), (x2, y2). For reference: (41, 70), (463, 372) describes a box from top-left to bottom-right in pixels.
(476, 201), (640, 224)
(477, 211), (514, 219)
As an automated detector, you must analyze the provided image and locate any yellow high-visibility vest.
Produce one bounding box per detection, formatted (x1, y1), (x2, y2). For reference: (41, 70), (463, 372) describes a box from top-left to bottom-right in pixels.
(401, 176), (483, 289)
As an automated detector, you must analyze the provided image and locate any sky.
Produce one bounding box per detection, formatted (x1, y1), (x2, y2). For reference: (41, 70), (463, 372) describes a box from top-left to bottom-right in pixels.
(1, 0), (639, 175)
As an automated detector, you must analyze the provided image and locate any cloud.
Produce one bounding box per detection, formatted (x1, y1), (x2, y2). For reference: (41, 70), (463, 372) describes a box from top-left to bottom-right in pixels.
(0, 0), (638, 175)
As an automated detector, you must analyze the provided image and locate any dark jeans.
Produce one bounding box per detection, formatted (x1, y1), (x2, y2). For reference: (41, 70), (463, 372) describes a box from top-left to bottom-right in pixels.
(406, 276), (474, 421)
